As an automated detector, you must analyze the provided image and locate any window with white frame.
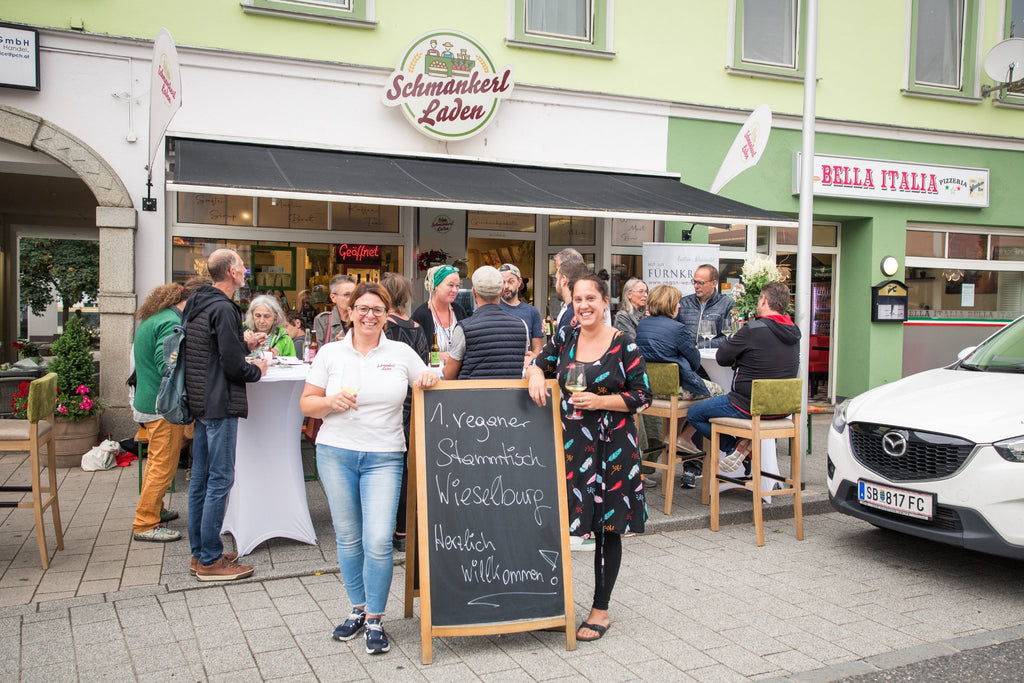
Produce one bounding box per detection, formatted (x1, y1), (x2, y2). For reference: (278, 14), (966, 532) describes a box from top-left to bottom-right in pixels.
(241, 0), (374, 27)
(907, 0), (978, 97)
(730, 0), (805, 79)
(1012, 0), (1024, 36)
(509, 0), (612, 56)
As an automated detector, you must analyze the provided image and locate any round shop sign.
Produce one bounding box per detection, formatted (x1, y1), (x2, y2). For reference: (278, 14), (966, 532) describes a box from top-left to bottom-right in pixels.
(382, 30), (515, 141)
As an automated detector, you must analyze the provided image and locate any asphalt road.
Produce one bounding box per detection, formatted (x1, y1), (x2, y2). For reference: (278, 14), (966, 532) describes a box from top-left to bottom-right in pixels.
(843, 638), (1024, 681)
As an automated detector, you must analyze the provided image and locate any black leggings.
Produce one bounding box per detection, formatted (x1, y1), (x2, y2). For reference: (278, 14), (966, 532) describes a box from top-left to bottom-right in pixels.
(592, 532), (622, 611)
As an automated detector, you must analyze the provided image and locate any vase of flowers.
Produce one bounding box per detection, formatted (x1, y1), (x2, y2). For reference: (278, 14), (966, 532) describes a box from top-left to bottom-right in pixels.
(47, 317), (105, 467)
(731, 255), (792, 320)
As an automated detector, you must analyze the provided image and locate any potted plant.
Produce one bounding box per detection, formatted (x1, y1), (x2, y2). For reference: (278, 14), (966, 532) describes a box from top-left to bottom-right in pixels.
(47, 316), (105, 467)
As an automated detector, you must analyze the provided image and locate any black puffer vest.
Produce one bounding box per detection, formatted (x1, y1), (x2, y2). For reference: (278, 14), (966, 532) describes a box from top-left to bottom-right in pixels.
(457, 304), (529, 379)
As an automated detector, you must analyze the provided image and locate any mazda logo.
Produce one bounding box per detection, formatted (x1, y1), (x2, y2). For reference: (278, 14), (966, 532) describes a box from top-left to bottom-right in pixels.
(882, 430), (910, 457)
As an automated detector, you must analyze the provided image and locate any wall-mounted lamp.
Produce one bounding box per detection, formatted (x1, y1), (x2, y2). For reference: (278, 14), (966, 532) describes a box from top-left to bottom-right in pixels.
(880, 255), (899, 278)
(942, 269), (964, 283)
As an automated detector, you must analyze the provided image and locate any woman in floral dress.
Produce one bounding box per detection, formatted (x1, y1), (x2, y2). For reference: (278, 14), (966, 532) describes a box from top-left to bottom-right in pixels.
(526, 273), (651, 642)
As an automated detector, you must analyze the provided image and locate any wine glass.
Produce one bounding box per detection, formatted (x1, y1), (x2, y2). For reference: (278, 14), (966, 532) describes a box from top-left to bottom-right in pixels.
(341, 364), (362, 419)
(697, 318), (716, 349)
(564, 363), (587, 421)
(722, 313), (737, 338)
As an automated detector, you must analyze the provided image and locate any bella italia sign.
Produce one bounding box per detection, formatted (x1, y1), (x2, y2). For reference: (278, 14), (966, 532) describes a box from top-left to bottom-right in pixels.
(793, 153), (989, 208)
(383, 30), (514, 141)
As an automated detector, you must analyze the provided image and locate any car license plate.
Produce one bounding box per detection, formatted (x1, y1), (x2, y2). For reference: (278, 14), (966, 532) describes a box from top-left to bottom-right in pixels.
(857, 480), (935, 521)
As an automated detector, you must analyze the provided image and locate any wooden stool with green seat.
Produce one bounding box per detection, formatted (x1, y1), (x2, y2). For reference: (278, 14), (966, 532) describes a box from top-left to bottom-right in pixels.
(0, 372), (63, 569)
(708, 378), (804, 546)
(639, 362), (703, 515)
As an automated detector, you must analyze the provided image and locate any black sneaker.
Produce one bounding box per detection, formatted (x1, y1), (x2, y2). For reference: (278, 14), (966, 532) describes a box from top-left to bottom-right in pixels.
(332, 608), (366, 641)
(364, 618), (390, 654)
(680, 471), (697, 489)
(392, 533), (406, 553)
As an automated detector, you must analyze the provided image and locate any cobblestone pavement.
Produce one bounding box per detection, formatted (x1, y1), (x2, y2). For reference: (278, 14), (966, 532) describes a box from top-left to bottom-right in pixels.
(3, 412), (1024, 680)
(3, 512), (1024, 681)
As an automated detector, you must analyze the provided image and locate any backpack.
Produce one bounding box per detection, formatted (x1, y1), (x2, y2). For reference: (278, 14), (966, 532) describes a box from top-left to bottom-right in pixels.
(155, 321), (193, 425)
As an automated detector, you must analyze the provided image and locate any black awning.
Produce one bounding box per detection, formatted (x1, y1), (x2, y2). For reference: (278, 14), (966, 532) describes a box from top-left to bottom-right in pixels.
(169, 138), (795, 226)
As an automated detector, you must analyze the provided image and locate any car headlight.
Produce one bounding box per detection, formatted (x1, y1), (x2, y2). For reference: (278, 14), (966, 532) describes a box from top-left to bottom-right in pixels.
(831, 399), (850, 434)
(994, 435), (1024, 463)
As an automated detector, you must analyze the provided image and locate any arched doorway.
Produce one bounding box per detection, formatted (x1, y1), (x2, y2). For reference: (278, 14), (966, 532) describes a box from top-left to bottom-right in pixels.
(0, 105), (138, 437)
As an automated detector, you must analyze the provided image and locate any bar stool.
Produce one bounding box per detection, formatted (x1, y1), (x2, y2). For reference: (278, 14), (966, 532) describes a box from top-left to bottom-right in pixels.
(639, 362), (702, 514)
(708, 378), (804, 546)
(0, 373), (63, 569)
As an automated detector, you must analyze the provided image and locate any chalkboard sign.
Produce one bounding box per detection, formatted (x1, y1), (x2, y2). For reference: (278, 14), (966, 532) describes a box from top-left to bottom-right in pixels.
(407, 379), (575, 663)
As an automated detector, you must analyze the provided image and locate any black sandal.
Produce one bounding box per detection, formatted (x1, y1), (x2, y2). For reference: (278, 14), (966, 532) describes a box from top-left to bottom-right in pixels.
(576, 621), (610, 642)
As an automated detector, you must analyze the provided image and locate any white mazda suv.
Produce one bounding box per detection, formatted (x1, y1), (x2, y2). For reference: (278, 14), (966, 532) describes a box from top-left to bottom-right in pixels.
(827, 315), (1024, 559)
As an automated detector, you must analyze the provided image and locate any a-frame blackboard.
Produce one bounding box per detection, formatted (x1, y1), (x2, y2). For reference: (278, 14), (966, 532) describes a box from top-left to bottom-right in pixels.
(405, 379), (575, 664)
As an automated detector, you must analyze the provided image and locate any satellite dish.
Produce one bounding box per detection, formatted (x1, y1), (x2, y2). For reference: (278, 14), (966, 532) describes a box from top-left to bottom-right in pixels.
(983, 37), (1024, 83)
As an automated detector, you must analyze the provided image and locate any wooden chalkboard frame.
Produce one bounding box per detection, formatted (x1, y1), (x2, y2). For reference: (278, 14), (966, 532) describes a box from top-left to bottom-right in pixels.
(405, 379), (575, 664)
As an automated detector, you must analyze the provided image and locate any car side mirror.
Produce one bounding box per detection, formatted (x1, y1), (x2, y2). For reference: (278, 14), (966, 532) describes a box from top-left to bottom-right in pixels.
(956, 346), (976, 361)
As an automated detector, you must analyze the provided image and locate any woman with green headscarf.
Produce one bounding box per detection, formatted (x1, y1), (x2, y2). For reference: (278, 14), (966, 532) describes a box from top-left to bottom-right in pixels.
(411, 264), (468, 369)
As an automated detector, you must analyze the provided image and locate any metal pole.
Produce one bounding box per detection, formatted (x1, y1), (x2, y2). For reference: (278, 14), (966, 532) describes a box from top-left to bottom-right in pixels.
(796, 0), (819, 446)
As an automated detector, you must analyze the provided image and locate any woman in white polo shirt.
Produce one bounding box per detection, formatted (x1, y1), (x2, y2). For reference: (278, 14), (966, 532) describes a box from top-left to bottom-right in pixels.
(300, 281), (438, 655)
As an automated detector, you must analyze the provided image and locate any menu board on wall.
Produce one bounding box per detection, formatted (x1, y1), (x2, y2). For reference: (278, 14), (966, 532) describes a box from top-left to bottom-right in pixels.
(407, 380), (575, 663)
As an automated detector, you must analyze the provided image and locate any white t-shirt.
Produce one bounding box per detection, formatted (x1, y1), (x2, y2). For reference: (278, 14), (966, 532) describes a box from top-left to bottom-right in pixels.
(307, 332), (428, 453)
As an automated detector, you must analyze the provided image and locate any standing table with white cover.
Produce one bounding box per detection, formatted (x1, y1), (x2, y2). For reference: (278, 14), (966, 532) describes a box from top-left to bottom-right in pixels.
(699, 348), (780, 500)
(222, 360), (317, 555)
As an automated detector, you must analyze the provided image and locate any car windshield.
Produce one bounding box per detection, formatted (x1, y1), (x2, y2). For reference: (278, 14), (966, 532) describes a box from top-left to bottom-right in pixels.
(959, 317), (1024, 374)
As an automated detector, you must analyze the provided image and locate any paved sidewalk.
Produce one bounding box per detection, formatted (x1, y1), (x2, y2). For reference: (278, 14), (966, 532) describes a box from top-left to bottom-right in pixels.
(0, 414), (836, 605)
(8, 412), (1016, 680)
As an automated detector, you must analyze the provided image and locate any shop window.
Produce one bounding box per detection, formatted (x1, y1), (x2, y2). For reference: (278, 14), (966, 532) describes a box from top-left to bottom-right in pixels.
(172, 236), (401, 312)
(991, 234), (1024, 261)
(258, 198), (328, 230)
(906, 229), (945, 257)
(907, 267), (1024, 319)
(756, 226), (770, 253)
(708, 224), (747, 251)
(610, 254), (642, 303)
(177, 193), (254, 227)
(610, 219), (653, 247)
(509, 0), (612, 56)
(331, 203), (399, 232)
(548, 216), (596, 246)
(241, 0), (375, 27)
(775, 225), (837, 247)
(730, 0), (806, 80)
(947, 232), (986, 259)
(467, 211), (536, 232)
(906, 0), (979, 98)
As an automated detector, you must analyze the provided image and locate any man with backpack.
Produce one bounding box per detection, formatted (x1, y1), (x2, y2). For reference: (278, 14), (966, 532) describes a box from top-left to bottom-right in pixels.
(182, 249), (267, 581)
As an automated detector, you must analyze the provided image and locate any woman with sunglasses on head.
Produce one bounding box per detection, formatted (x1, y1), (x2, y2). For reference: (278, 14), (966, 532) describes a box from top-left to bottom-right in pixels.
(300, 282), (439, 656)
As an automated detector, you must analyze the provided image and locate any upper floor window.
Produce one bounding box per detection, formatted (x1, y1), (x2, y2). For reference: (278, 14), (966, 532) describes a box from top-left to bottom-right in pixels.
(729, 0), (806, 80)
(508, 0), (613, 57)
(526, 0), (591, 41)
(241, 0), (374, 27)
(997, 0), (1024, 102)
(906, 0), (978, 98)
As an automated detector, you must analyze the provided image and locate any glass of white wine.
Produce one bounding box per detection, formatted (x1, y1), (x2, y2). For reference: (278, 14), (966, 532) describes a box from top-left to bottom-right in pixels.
(564, 363), (587, 421)
(341, 364), (362, 419)
(697, 318), (716, 349)
(722, 313), (737, 338)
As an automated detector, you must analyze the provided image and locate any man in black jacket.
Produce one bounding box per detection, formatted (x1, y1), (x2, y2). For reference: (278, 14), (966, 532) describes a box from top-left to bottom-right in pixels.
(685, 281), (800, 470)
(183, 249), (266, 582)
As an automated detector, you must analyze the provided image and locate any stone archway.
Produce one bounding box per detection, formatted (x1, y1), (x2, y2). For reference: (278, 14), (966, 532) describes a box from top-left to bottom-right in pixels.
(0, 104), (138, 438)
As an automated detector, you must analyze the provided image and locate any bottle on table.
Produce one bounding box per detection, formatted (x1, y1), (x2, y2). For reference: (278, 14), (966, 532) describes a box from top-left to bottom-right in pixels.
(305, 328), (319, 363)
(544, 307), (555, 338)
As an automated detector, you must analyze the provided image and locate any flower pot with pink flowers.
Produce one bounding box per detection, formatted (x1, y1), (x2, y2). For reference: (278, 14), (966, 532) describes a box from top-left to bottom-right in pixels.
(46, 317), (106, 467)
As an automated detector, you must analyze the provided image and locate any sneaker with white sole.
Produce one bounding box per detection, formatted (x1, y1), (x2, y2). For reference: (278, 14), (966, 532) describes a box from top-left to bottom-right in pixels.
(159, 508), (179, 523)
(133, 525), (181, 543)
(332, 608), (366, 642)
(364, 618), (390, 654)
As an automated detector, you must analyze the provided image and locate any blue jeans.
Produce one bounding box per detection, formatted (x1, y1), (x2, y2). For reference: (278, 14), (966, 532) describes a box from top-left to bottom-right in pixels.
(686, 394), (747, 455)
(188, 416), (238, 566)
(317, 445), (403, 615)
